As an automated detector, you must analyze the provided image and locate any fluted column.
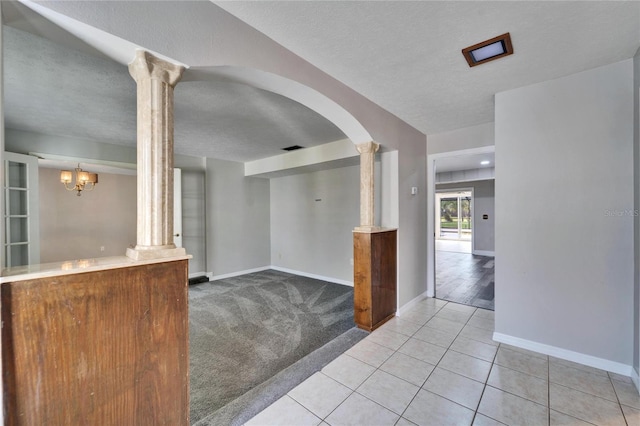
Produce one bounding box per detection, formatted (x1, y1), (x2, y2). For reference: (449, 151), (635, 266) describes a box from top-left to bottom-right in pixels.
(126, 51), (186, 260)
(355, 141), (380, 230)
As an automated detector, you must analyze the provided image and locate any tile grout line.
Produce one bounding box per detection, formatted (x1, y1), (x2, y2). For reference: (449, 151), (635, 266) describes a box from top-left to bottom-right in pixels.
(396, 301), (483, 424)
(607, 372), (630, 426)
(472, 345), (504, 426)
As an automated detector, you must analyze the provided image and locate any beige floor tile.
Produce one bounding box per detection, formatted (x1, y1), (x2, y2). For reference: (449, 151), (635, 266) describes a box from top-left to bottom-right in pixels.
(494, 347), (548, 379)
(612, 379), (640, 410)
(622, 404), (640, 425)
(321, 354), (376, 390)
(473, 309), (495, 320)
(550, 409), (595, 425)
(549, 383), (626, 426)
(403, 389), (475, 426)
(466, 316), (494, 331)
(398, 337), (447, 365)
(451, 336), (499, 362)
(395, 417), (419, 426)
(399, 310), (434, 326)
(434, 308), (473, 324)
(549, 363), (617, 402)
(404, 302), (440, 316)
(460, 324), (498, 347)
(356, 370), (419, 415)
(412, 325), (458, 348)
(432, 298), (449, 308)
(288, 372), (352, 419)
(549, 357), (608, 377)
(324, 392), (399, 426)
(378, 317), (423, 337)
(472, 413), (506, 426)
(379, 352), (435, 387)
(498, 343), (548, 360)
(345, 339), (395, 368)
(478, 386), (549, 426)
(608, 371), (633, 385)
(423, 367), (485, 410)
(443, 302), (477, 314)
(488, 364), (548, 406)
(366, 328), (410, 351)
(245, 395), (322, 426)
(438, 350), (492, 383)
(425, 316), (466, 335)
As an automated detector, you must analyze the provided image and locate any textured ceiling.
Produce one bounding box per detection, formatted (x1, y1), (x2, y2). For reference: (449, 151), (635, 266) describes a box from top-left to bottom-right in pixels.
(215, 1), (640, 135)
(4, 1), (640, 167)
(3, 24), (345, 162)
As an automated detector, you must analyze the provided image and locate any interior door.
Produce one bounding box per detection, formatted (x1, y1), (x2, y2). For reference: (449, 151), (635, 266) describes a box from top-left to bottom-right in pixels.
(3, 152), (40, 267)
(173, 168), (182, 248)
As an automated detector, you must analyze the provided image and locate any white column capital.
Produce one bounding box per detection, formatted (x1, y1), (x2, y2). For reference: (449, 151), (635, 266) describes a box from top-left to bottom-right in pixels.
(356, 141), (380, 155)
(128, 50), (184, 87)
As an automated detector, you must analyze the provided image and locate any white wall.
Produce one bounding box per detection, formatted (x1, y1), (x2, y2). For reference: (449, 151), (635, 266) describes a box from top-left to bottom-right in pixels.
(437, 179), (495, 254)
(205, 157), (270, 277)
(397, 142), (427, 307)
(39, 167), (136, 262)
(495, 59), (634, 371)
(270, 165), (360, 283)
(428, 122), (494, 155)
(633, 47), (640, 381)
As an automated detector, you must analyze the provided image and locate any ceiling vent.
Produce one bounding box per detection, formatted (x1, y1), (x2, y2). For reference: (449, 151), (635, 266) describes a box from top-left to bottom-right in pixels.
(462, 33), (513, 67)
(282, 145), (304, 151)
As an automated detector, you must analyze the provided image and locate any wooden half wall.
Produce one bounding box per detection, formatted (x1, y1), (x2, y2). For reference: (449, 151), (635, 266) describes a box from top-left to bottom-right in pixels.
(1, 259), (189, 425)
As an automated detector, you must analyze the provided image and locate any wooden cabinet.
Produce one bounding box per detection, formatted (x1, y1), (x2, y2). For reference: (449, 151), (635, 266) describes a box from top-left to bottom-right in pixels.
(2, 259), (190, 425)
(353, 228), (397, 331)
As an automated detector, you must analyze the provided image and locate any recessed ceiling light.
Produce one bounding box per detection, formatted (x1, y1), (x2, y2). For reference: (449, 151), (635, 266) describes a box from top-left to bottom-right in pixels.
(481, 160), (490, 165)
(282, 145), (304, 151)
(462, 33), (513, 67)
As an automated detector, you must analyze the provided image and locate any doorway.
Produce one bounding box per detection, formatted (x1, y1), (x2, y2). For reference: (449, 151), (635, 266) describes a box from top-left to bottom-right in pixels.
(435, 190), (473, 255)
(426, 146), (495, 310)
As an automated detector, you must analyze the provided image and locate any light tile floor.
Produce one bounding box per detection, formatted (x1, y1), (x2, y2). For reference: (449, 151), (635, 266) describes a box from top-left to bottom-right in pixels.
(245, 298), (639, 426)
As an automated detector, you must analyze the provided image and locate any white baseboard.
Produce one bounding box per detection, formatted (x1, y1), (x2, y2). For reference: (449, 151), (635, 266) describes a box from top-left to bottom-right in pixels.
(207, 266), (271, 281)
(397, 290), (429, 316)
(493, 332), (633, 377)
(473, 250), (495, 257)
(189, 271), (208, 279)
(270, 266), (353, 287)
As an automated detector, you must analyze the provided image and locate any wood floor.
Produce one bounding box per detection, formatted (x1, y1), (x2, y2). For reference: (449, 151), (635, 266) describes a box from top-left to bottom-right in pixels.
(436, 249), (495, 310)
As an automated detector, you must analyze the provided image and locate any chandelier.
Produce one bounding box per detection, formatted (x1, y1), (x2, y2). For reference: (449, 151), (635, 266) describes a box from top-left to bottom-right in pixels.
(60, 164), (98, 196)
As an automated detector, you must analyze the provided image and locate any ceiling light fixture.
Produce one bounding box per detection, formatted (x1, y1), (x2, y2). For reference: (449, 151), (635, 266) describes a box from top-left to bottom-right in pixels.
(481, 160), (490, 165)
(462, 33), (513, 67)
(60, 164), (98, 196)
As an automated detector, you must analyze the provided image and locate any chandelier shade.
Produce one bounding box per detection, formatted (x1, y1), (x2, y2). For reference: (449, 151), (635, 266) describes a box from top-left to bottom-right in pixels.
(60, 164), (98, 196)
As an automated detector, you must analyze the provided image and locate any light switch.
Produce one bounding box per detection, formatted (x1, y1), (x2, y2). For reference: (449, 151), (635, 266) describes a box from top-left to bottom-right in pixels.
(411, 186), (418, 195)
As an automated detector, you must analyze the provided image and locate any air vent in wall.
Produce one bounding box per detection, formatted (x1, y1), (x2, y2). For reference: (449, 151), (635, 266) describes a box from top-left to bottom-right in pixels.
(282, 145), (304, 151)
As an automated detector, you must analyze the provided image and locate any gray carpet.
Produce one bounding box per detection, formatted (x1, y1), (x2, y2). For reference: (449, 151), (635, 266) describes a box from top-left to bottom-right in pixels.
(189, 269), (360, 424)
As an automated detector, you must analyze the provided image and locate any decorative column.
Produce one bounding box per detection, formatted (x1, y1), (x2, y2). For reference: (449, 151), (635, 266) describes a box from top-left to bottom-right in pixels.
(126, 50), (186, 261)
(355, 141), (380, 230)
(352, 140), (396, 332)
